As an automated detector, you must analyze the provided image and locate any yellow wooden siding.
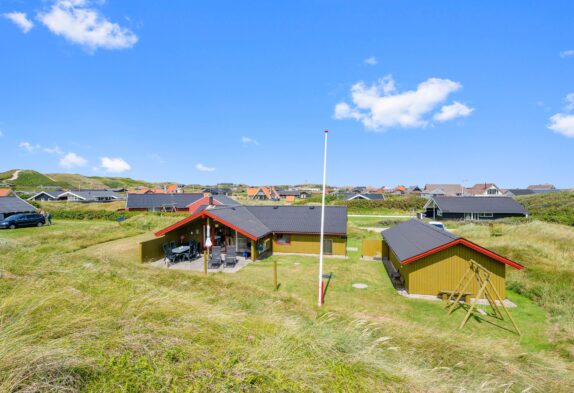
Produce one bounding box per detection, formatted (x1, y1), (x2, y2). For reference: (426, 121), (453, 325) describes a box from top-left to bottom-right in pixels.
(382, 240), (389, 259)
(361, 239), (383, 259)
(390, 250), (409, 288)
(402, 244), (506, 298)
(272, 234), (346, 256)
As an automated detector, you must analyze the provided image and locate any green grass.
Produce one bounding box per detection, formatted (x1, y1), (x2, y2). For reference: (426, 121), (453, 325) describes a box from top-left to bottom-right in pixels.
(517, 190), (574, 226)
(0, 170), (73, 190)
(0, 217), (573, 391)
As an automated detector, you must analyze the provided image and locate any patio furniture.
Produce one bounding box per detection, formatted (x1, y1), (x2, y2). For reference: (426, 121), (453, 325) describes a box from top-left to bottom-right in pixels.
(208, 246), (222, 269)
(163, 243), (179, 266)
(225, 246), (238, 268)
(172, 245), (190, 258)
(181, 241), (198, 261)
(169, 240), (177, 250)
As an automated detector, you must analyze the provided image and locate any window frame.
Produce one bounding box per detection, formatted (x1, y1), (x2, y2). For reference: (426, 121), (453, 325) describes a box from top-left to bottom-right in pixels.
(276, 233), (291, 245)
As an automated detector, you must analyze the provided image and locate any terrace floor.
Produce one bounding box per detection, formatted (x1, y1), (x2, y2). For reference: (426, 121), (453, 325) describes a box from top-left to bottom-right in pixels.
(149, 255), (253, 273)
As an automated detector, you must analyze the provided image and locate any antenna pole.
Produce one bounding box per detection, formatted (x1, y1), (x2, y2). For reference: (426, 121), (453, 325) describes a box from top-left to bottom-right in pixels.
(318, 130), (329, 306)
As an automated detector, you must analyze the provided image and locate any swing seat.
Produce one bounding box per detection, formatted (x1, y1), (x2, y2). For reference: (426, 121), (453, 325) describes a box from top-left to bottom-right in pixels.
(439, 290), (472, 304)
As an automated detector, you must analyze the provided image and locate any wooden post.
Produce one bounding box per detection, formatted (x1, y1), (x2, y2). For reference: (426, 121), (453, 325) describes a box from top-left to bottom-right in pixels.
(203, 250), (207, 274)
(273, 260), (278, 290)
(448, 268), (475, 315)
(460, 277), (489, 329)
(487, 280), (522, 335)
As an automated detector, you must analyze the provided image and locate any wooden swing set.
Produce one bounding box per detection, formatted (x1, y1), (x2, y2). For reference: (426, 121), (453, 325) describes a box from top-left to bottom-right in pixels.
(445, 259), (521, 335)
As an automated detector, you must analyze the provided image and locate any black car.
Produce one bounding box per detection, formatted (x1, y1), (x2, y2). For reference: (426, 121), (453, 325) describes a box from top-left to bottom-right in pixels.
(0, 213), (46, 229)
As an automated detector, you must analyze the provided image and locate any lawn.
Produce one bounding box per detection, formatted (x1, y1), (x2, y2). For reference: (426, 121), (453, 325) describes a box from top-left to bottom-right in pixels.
(0, 216), (572, 391)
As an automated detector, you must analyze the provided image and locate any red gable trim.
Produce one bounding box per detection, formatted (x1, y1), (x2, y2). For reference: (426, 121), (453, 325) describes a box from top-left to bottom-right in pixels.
(401, 238), (524, 270)
(154, 210), (259, 241)
(154, 210), (205, 237)
(186, 196), (222, 214)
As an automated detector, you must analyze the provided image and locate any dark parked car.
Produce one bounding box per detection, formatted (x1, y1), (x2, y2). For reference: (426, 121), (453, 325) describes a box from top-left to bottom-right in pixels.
(0, 214), (46, 229)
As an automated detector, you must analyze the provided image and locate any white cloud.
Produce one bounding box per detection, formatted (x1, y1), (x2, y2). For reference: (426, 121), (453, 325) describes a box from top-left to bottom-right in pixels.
(196, 163), (215, 172)
(364, 56), (378, 65)
(560, 49), (574, 58)
(19, 141), (41, 152)
(3, 12), (34, 33)
(100, 157), (131, 173)
(548, 93), (574, 137)
(38, 0), (138, 52)
(43, 146), (64, 155)
(548, 114), (574, 137)
(334, 75), (469, 130)
(59, 152), (87, 168)
(433, 102), (474, 122)
(0, 130), (3, 137)
(241, 136), (260, 145)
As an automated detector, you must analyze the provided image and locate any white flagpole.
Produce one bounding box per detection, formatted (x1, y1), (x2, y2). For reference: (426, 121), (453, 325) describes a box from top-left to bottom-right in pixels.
(318, 129), (328, 306)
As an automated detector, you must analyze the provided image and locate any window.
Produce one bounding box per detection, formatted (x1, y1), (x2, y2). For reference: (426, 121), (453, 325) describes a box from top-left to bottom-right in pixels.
(276, 234), (290, 244)
(487, 188), (498, 195)
(479, 212), (494, 218)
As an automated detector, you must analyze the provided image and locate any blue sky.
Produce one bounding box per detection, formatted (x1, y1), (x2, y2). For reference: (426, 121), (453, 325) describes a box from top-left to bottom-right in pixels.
(1, 0), (573, 188)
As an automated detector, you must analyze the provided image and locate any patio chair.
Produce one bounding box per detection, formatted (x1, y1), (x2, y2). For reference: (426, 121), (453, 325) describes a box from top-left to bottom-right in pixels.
(163, 243), (179, 266)
(208, 246), (222, 269)
(181, 240), (197, 261)
(169, 240), (177, 250)
(225, 246), (238, 268)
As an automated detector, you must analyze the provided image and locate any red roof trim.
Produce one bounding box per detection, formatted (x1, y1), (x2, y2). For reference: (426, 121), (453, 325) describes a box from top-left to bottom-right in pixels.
(154, 209), (259, 241)
(154, 210), (205, 237)
(401, 238), (524, 270)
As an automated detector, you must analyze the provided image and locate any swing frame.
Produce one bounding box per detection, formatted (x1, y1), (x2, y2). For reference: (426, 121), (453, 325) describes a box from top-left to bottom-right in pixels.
(445, 259), (521, 335)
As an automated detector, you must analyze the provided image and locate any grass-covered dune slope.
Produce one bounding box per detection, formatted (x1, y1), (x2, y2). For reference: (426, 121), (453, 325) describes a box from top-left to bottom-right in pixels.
(518, 190), (574, 226)
(0, 217), (573, 391)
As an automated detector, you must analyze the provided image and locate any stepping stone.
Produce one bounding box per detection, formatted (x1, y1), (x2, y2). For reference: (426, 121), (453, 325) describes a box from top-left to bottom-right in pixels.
(352, 283), (368, 289)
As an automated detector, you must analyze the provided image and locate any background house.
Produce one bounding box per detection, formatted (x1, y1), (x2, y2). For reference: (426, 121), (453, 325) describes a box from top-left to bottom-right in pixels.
(464, 183), (503, 196)
(126, 193), (237, 212)
(422, 184), (464, 198)
(424, 196), (528, 221)
(346, 193), (385, 201)
(247, 186), (280, 201)
(58, 190), (124, 202)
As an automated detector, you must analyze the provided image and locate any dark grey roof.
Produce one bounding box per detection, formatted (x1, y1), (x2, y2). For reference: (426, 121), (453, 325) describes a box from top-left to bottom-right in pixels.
(432, 196), (528, 214)
(0, 197), (37, 214)
(28, 191), (59, 200)
(208, 206), (271, 239)
(246, 206), (347, 235)
(61, 190), (124, 201)
(363, 193), (385, 200)
(278, 190), (300, 196)
(506, 189), (534, 196)
(126, 193), (236, 209)
(382, 219), (460, 262)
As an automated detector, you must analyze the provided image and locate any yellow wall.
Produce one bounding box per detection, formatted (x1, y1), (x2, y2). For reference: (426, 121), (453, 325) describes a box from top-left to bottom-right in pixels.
(362, 239), (384, 259)
(140, 232), (180, 262)
(272, 234), (346, 256)
(397, 244), (506, 298)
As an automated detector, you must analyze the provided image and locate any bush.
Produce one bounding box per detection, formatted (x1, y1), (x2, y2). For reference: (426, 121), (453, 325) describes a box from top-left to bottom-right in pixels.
(49, 210), (188, 221)
(333, 196), (426, 212)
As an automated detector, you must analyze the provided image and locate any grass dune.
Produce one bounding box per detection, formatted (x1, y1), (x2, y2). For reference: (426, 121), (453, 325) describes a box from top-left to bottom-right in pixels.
(0, 218), (573, 391)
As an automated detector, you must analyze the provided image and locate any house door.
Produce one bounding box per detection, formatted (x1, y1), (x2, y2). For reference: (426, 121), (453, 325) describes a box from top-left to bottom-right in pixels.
(323, 239), (333, 255)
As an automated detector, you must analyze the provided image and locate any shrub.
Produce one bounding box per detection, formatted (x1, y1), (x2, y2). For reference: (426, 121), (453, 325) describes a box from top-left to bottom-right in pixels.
(333, 196), (426, 212)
